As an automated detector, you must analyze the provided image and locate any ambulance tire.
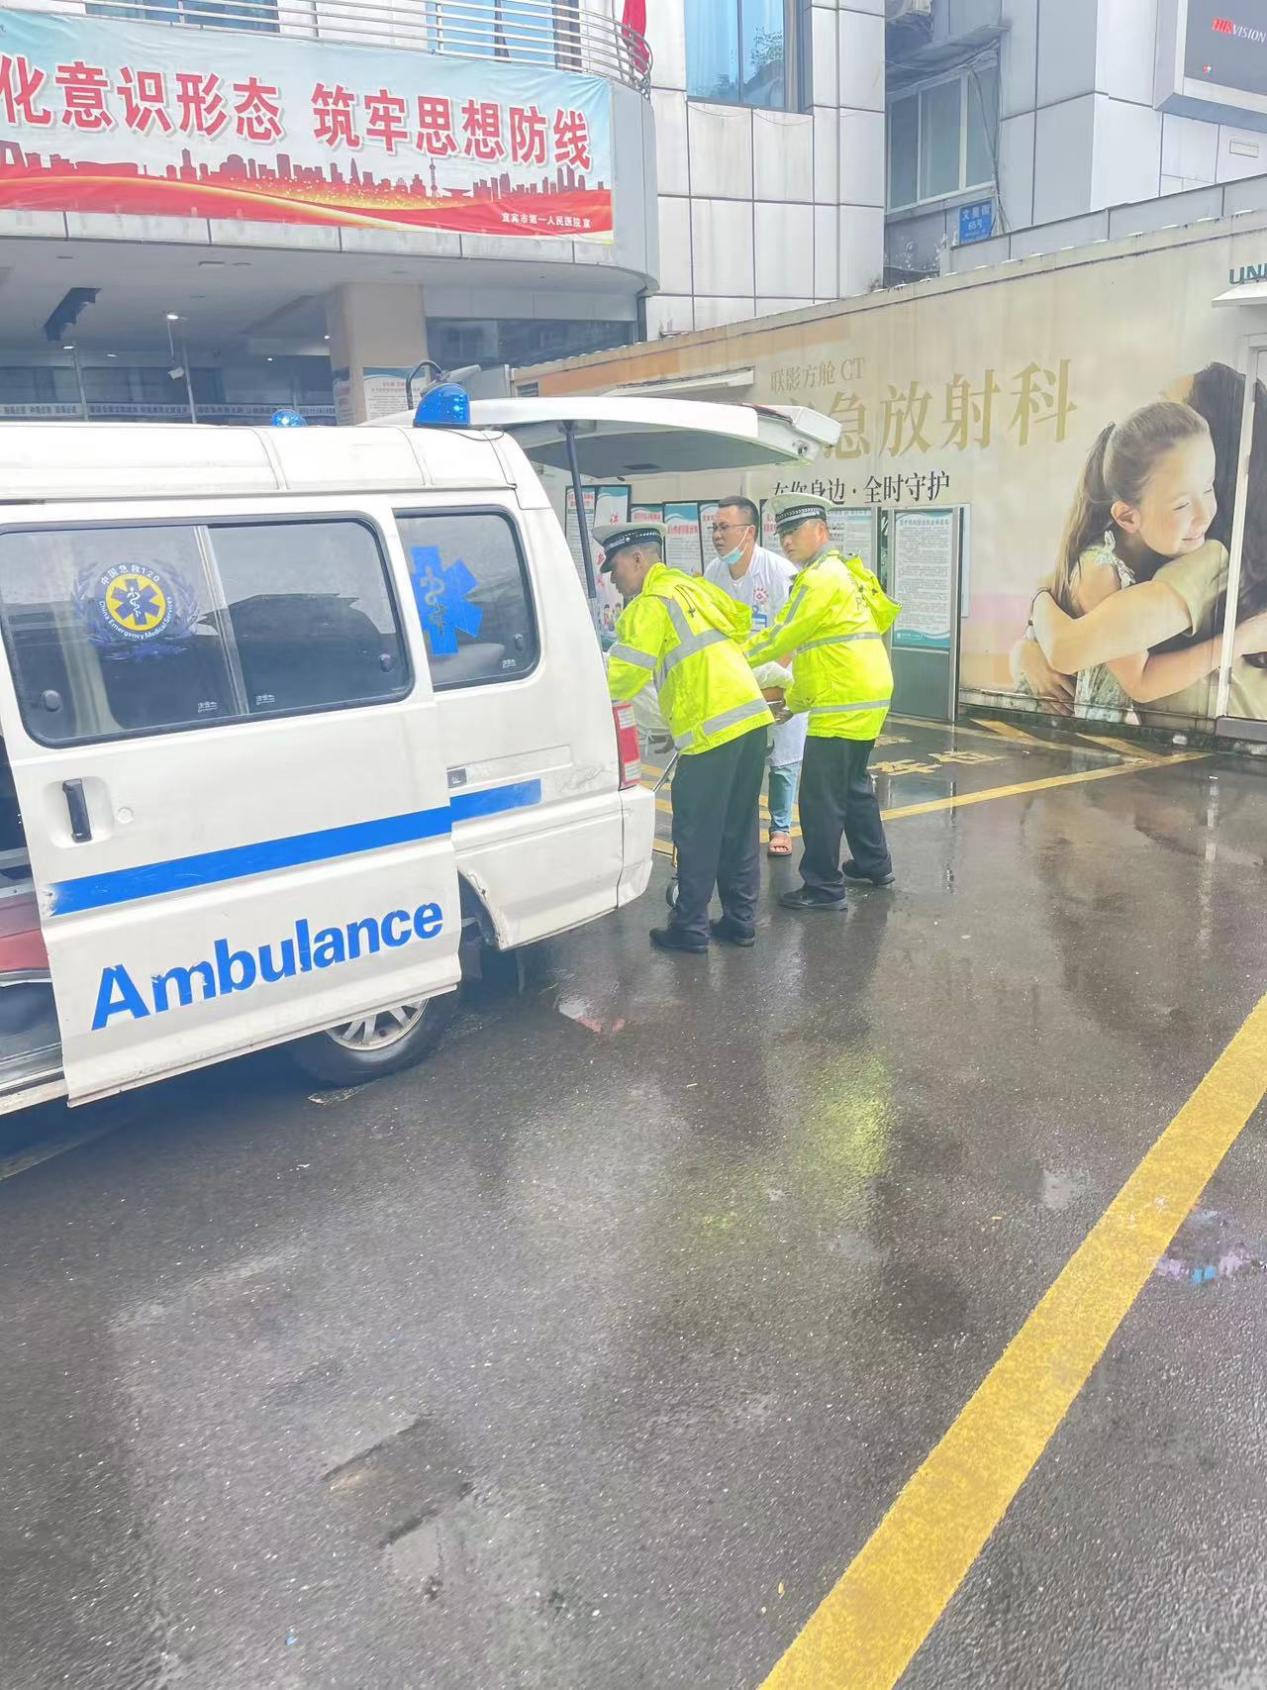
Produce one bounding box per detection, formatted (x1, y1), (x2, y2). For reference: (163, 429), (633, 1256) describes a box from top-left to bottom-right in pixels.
(290, 989), (459, 1086)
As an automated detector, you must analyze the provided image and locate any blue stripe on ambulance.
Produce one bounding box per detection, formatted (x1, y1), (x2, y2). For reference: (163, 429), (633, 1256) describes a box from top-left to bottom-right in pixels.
(47, 778), (543, 918)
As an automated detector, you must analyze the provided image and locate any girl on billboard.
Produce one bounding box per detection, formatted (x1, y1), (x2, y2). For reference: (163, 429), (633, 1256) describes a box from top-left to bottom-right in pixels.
(1018, 378), (1267, 721)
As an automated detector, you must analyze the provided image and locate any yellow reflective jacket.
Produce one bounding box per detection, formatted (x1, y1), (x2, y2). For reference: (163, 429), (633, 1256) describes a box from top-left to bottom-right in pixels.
(743, 549), (893, 741)
(607, 563), (773, 755)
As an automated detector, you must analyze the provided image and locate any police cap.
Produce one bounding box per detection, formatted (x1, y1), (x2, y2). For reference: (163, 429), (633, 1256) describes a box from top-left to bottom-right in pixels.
(770, 494), (829, 534)
(594, 520), (667, 572)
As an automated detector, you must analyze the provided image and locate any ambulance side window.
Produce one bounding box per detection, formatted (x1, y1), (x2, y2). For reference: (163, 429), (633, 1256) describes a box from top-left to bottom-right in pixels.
(0, 517), (408, 745)
(207, 520), (408, 715)
(0, 524), (235, 744)
(395, 510), (538, 689)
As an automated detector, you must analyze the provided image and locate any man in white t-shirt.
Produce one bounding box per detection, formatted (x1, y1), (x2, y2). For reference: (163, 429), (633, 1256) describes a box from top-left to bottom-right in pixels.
(705, 495), (808, 856)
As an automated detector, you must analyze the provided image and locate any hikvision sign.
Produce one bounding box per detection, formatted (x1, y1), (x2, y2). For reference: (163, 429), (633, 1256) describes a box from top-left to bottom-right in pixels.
(1157, 0), (1267, 127)
(1211, 17), (1267, 44)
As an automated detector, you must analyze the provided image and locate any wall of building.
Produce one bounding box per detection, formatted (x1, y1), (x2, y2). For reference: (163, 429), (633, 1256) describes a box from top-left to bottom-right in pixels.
(887, 0), (1267, 277)
(643, 0), (887, 336)
(518, 204), (1267, 740)
(0, 0), (657, 419)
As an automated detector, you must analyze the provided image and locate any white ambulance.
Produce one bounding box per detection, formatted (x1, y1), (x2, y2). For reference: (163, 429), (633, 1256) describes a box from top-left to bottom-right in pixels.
(0, 394), (834, 1113)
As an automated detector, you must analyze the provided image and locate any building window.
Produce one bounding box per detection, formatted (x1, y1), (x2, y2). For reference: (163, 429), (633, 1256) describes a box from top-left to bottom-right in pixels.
(428, 318), (635, 372)
(424, 0), (580, 69)
(887, 63), (999, 211)
(85, 0), (278, 32)
(685, 0), (799, 110)
(0, 367), (79, 405)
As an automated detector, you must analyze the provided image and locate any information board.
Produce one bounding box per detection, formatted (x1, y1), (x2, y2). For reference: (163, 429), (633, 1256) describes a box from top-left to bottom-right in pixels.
(760, 503), (876, 572)
(565, 484), (630, 579)
(891, 510), (956, 650)
(828, 509), (878, 573)
(664, 502), (704, 575)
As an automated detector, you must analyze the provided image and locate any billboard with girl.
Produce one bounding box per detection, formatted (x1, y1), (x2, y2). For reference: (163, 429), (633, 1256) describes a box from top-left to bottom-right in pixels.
(524, 206), (1267, 736)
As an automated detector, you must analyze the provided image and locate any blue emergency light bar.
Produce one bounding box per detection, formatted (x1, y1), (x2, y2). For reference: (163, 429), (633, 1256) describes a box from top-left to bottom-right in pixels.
(413, 383), (471, 429)
(271, 408), (308, 427)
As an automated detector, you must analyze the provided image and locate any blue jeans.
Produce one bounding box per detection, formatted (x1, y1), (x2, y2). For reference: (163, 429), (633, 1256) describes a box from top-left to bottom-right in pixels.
(767, 761), (801, 834)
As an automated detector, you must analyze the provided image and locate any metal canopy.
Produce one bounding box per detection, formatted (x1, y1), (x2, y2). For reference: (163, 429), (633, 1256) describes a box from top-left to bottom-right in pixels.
(1213, 282), (1267, 307)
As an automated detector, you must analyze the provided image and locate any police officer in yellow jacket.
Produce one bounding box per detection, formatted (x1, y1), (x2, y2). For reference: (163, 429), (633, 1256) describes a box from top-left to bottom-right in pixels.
(744, 496), (896, 910)
(602, 521), (774, 953)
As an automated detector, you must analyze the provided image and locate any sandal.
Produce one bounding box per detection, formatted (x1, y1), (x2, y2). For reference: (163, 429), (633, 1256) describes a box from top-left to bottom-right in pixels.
(767, 831), (793, 857)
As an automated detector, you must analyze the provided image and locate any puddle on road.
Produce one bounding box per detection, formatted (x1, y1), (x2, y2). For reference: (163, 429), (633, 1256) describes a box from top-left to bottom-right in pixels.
(307, 1085), (368, 1108)
(1155, 1208), (1265, 1287)
(1041, 1168), (1086, 1212)
(554, 995), (628, 1037)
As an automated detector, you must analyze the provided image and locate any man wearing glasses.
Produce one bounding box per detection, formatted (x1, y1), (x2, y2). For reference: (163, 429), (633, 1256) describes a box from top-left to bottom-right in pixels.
(705, 495), (806, 857)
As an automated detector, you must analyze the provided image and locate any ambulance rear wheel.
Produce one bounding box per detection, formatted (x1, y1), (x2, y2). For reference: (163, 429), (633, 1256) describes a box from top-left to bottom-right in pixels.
(290, 989), (458, 1085)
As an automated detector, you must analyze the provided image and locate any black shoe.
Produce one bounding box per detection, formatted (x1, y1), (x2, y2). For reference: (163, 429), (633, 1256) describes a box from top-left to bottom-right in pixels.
(842, 860), (895, 888)
(710, 917), (756, 948)
(650, 925), (709, 954)
(779, 887), (846, 912)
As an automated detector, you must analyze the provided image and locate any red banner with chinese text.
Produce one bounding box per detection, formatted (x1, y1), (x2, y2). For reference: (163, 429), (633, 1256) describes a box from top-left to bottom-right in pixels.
(0, 6), (614, 240)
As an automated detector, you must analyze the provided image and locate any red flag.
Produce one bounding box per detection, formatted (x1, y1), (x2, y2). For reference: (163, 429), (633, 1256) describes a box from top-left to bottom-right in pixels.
(621, 0), (648, 75)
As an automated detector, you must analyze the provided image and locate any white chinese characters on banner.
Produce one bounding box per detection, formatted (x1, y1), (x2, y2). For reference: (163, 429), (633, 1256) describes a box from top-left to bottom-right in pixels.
(0, 5), (614, 242)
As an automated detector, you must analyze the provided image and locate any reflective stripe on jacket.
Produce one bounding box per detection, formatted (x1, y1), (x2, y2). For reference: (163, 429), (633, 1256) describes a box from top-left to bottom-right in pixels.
(742, 549), (893, 741)
(607, 563), (774, 755)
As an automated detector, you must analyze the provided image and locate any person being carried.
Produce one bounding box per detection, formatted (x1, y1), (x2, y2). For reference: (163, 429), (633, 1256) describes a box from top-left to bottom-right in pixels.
(603, 521), (773, 954)
(744, 496), (897, 912)
(704, 494), (807, 857)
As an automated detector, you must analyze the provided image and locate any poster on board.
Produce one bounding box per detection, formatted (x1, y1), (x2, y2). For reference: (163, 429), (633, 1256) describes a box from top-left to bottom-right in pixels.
(891, 511), (956, 650)
(761, 502), (876, 571)
(565, 485), (630, 573)
(829, 509), (878, 573)
(565, 484), (629, 641)
(664, 502), (703, 574)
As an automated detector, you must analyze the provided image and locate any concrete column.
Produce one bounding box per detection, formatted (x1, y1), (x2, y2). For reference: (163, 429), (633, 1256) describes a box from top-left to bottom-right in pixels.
(325, 282), (428, 426)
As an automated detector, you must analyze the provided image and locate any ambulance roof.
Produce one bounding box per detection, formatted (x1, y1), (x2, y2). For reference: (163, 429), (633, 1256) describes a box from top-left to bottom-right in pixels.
(0, 422), (519, 504)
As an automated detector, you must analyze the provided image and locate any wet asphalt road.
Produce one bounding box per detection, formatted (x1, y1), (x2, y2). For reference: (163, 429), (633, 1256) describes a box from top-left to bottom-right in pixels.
(1, 720), (1265, 1690)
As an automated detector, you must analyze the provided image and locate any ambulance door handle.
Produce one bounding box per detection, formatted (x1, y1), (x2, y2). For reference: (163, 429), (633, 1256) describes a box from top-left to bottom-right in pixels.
(62, 779), (92, 844)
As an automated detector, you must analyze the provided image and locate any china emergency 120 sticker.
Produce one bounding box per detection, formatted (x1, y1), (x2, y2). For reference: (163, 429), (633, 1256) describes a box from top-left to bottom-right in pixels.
(75, 563), (197, 657)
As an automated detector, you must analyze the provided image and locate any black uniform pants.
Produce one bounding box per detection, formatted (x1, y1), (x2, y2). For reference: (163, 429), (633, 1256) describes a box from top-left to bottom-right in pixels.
(670, 726), (767, 941)
(798, 734), (892, 899)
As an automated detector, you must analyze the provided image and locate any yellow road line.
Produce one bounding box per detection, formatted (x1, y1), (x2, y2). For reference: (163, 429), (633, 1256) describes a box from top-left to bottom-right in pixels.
(758, 985), (1267, 1690)
(961, 713), (1162, 765)
(1073, 731), (1163, 764)
(877, 752), (1206, 822)
(966, 715), (1064, 748)
(892, 715), (1066, 749)
(650, 752), (1204, 834)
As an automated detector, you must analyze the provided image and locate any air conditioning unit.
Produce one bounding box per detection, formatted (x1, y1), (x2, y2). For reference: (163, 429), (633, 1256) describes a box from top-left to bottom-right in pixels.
(886, 0), (933, 20)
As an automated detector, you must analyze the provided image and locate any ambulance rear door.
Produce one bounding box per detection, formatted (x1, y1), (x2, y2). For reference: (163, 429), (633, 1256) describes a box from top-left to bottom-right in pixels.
(465, 395), (841, 477)
(0, 495), (462, 1105)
